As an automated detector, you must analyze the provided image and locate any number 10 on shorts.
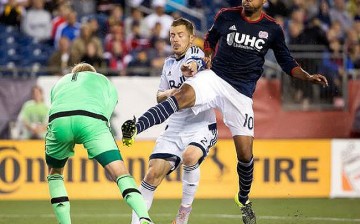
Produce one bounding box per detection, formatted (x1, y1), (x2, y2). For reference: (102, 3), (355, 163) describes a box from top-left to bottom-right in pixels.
(243, 113), (254, 130)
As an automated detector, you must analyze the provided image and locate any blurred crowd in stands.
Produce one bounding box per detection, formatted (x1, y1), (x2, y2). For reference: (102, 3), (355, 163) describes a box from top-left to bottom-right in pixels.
(0, 0), (207, 77)
(0, 0), (359, 78)
(264, 0), (360, 109)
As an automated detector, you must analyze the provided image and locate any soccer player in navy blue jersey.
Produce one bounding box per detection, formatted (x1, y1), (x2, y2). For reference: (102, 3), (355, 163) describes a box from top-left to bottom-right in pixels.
(122, 1), (328, 223)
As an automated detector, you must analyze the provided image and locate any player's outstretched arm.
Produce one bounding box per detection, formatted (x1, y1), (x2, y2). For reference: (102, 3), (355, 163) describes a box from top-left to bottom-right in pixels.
(291, 67), (328, 87)
(306, 74), (329, 86)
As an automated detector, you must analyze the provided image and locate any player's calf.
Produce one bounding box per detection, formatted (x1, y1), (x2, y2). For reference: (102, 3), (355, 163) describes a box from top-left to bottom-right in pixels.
(47, 174), (71, 224)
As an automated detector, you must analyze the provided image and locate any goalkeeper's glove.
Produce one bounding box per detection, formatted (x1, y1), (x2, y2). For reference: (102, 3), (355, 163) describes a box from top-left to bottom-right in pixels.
(121, 116), (137, 146)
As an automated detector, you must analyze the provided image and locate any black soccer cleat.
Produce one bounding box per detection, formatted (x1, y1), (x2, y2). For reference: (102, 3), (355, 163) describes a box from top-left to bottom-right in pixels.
(234, 194), (256, 224)
(121, 116), (137, 146)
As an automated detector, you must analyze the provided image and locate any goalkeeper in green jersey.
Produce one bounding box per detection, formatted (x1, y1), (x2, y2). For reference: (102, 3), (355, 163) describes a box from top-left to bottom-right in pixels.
(45, 63), (154, 224)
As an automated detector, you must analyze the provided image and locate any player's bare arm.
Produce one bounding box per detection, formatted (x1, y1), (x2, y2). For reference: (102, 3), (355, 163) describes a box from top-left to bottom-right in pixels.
(291, 66), (329, 87)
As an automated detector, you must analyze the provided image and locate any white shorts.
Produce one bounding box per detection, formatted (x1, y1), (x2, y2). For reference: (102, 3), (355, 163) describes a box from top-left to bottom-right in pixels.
(185, 69), (254, 137)
(150, 123), (218, 172)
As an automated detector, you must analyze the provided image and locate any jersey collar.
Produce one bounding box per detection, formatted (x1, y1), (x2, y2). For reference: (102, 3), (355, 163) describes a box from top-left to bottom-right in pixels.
(240, 8), (264, 23)
(175, 54), (185, 61)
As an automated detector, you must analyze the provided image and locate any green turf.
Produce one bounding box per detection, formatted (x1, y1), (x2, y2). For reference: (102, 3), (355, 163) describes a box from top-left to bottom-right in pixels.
(0, 198), (359, 224)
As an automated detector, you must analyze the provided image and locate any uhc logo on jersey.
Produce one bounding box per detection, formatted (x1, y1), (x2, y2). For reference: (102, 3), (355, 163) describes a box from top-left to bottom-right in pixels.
(226, 32), (266, 51)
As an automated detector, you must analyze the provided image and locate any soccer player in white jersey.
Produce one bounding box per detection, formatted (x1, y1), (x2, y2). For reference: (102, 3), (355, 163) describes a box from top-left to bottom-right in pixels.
(130, 18), (218, 224)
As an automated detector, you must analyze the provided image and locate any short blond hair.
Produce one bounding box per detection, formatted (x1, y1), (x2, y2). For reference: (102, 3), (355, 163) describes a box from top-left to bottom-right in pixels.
(71, 63), (96, 73)
(171, 17), (195, 35)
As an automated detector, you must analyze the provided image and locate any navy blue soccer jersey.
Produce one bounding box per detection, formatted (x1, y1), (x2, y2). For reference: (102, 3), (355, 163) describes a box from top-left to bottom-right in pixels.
(204, 6), (299, 98)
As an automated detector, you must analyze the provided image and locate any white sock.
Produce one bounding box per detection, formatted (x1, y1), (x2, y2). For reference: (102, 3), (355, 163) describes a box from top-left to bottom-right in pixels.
(181, 163), (200, 206)
(131, 181), (157, 224)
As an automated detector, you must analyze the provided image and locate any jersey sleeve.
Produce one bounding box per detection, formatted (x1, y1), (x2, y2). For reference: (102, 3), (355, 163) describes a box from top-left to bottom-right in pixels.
(271, 24), (299, 75)
(108, 82), (118, 105)
(158, 60), (170, 92)
(185, 46), (206, 71)
(50, 86), (54, 103)
(106, 80), (118, 118)
(204, 8), (224, 52)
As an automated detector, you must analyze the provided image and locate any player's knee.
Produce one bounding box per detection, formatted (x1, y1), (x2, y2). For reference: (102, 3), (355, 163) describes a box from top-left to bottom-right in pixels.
(48, 167), (63, 175)
(234, 136), (253, 161)
(236, 150), (253, 162)
(235, 147), (253, 162)
(144, 167), (163, 186)
(174, 84), (195, 109)
(182, 150), (199, 166)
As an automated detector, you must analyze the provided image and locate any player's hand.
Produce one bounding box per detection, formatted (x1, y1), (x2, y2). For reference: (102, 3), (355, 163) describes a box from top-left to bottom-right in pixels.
(181, 61), (197, 77)
(309, 74), (328, 87)
(121, 116), (137, 146)
(203, 56), (212, 69)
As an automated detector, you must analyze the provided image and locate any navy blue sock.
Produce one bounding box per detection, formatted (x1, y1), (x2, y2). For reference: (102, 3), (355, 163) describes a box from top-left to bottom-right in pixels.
(237, 157), (254, 205)
(136, 96), (179, 134)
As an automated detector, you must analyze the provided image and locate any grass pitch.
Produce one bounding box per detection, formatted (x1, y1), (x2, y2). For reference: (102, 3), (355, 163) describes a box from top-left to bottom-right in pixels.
(0, 198), (359, 224)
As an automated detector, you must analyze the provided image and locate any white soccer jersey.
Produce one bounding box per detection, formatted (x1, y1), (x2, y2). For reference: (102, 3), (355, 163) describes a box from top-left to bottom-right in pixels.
(158, 46), (216, 131)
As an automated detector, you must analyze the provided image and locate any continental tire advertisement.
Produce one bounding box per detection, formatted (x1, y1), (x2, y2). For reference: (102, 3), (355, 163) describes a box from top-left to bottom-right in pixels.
(0, 140), (330, 200)
(331, 139), (360, 198)
(251, 140), (331, 197)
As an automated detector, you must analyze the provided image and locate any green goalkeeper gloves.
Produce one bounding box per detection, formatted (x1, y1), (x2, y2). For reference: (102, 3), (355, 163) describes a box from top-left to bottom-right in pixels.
(121, 116), (137, 146)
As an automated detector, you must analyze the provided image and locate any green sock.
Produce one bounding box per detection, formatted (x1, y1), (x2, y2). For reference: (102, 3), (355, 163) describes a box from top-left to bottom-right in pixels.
(47, 174), (71, 224)
(117, 174), (151, 221)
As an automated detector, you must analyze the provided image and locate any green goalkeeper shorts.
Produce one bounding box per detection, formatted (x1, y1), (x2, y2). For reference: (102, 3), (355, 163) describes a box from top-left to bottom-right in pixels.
(45, 115), (121, 168)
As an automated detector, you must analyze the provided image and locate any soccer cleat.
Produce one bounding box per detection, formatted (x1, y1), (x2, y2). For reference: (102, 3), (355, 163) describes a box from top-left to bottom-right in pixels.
(234, 194), (256, 224)
(121, 116), (137, 146)
(139, 217), (154, 224)
(172, 205), (192, 224)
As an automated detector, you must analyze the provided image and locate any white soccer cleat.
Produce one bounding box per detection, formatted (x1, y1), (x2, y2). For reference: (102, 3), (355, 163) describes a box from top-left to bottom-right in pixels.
(172, 205), (192, 224)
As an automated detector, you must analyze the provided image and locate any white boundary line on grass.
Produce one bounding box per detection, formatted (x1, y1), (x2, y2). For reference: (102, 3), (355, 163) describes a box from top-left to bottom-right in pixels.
(1, 213), (359, 222)
(199, 214), (360, 222)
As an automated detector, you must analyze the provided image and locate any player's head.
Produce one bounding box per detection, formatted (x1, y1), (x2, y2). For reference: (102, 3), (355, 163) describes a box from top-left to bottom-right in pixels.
(169, 17), (195, 57)
(71, 63), (96, 73)
(31, 85), (44, 103)
(242, 0), (267, 15)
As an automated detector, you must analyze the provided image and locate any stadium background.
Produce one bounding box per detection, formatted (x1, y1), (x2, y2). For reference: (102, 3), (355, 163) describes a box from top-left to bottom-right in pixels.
(0, 0), (359, 223)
